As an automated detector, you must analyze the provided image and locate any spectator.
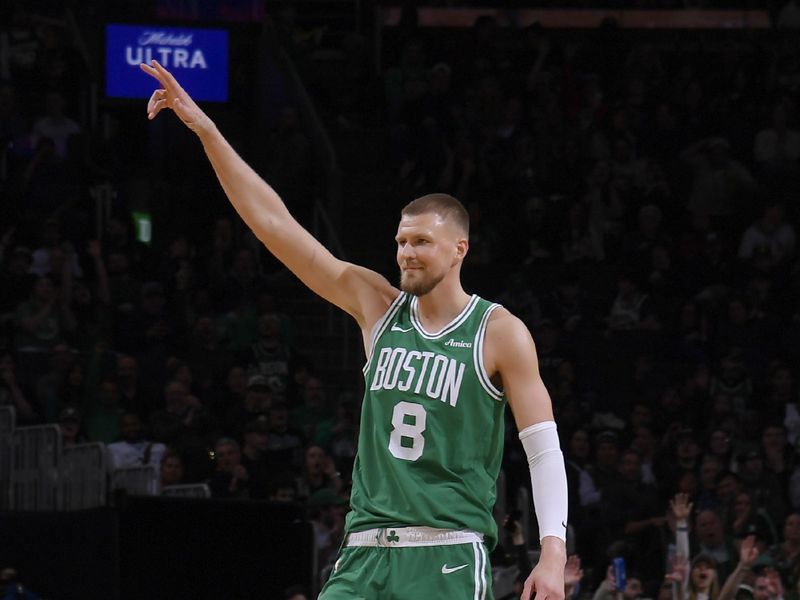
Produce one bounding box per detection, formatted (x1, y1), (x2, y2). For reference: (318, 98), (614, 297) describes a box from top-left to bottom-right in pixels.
(224, 374), (271, 439)
(242, 312), (292, 396)
(84, 376), (124, 444)
(693, 509), (737, 580)
(14, 275), (76, 351)
(296, 445), (342, 500)
(32, 91), (80, 159)
(266, 401), (304, 474)
(57, 406), (87, 446)
(754, 105), (800, 169)
(208, 437), (249, 499)
(149, 380), (203, 445)
(0, 243), (36, 317)
(587, 430), (622, 494)
(283, 586), (310, 600)
(115, 354), (154, 420)
(186, 314), (234, 396)
(241, 416), (271, 499)
(683, 138), (757, 227)
(728, 491), (778, 546)
(268, 472), (298, 503)
(591, 563), (644, 600)
(107, 412), (166, 470)
(292, 376), (333, 445)
(33, 342), (75, 422)
(738, 204), (796, 270)
(763, 513), (800, 590)
(0, 352), (36, 423)
(600, 448), (665, 581)
(308, 487), (348, 575)
(606, 271), (661, 334)
(160, 448), (184, 489)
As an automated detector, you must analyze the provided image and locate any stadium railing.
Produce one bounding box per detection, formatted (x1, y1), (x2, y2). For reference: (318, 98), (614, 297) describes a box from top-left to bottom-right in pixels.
(162, 483), (211, 498)
(0, 406), (15, 510)
(60, 442), (108, 510)
(111, 464), (160, 496)
(11, 424), (62, 511)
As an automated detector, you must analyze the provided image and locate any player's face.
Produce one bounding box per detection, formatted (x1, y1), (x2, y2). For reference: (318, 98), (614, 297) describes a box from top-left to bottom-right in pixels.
(395, 212), (465, 296)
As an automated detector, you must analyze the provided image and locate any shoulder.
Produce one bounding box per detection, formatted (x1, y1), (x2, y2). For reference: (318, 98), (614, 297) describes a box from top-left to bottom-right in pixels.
(485, 305), (531, 345)
(483, 305), (538, 373)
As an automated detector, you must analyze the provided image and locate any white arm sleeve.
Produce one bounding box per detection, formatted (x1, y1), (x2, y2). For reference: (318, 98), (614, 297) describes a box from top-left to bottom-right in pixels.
(519, 421), (568, 541)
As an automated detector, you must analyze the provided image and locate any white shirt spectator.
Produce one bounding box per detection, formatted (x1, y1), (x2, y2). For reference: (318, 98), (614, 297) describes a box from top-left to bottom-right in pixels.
(108, 439), (166, 470)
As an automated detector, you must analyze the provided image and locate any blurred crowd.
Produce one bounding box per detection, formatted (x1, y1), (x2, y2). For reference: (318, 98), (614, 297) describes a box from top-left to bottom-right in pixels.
(3, 2), (800, 600)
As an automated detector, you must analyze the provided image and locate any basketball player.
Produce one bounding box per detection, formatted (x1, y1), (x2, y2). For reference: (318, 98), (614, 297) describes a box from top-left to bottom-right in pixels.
(141, 59), (568, 600)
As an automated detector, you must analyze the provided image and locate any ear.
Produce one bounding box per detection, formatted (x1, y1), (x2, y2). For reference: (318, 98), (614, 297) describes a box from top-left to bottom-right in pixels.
(455, 238), (469, 261)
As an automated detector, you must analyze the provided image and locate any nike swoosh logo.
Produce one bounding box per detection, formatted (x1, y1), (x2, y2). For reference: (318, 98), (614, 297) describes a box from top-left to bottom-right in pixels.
(441, 564), (469, 574)
(391, 324), (413, 333)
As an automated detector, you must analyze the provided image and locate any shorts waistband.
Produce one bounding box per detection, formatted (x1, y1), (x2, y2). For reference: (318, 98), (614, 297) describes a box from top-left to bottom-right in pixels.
(345, 526), (484, 548)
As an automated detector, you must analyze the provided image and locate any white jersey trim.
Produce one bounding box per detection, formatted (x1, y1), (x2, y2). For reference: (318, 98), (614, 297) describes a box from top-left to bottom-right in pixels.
(409, 294), (479, 340)
(473, 303), (504, 401)
(362, 292), (406, 375)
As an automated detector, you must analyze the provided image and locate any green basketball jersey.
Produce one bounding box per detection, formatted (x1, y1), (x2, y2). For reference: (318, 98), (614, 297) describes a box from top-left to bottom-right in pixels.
(346, 293), (507, 549)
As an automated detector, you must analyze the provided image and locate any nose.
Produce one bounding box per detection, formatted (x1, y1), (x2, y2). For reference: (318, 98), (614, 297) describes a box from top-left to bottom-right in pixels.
(399, 244), (416, 260)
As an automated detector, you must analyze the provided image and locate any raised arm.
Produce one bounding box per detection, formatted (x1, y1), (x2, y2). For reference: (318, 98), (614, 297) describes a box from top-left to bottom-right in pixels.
(718, 535), (759, 600)
(486, 309), (568, 600)
(140, 60), (397, 330)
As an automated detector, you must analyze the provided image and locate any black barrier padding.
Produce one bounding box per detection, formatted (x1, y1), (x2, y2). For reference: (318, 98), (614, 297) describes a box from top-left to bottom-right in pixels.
(0, 499), (312, 600)
(118, 497), (312, 600)
(0, 508), (120, 600)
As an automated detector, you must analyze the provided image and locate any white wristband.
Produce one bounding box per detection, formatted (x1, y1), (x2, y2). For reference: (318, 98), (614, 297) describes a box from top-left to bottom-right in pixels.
(519, 421), (568, 541)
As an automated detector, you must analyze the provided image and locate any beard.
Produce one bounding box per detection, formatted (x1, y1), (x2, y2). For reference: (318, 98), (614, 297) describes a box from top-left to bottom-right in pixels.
(400, 268), (445, 296)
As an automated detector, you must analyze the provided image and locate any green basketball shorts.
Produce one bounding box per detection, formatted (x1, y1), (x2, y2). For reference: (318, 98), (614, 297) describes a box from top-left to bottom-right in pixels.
(318, 526), (493, 600)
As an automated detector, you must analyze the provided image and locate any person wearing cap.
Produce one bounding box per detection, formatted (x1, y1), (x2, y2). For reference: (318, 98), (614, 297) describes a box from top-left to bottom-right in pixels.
(222, 374), (271, 439)
(57, 406), (87, 446)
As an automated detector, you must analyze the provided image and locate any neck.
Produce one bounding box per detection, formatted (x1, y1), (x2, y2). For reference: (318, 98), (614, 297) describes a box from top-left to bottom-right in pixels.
(413, 279), (471, 329)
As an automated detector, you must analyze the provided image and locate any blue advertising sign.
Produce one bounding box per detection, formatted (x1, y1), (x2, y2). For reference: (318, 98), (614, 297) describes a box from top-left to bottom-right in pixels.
(106, 24), (228, 101)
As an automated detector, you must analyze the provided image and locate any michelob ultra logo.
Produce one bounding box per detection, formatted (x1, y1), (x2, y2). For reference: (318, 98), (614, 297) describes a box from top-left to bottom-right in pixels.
(106, 24), (228, 101)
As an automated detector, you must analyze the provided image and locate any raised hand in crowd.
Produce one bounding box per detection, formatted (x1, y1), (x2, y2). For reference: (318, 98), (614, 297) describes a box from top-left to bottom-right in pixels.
(718, 535), (759, 600)
(564, 555), (583, 598)
(665, 554), (688, 600)
(670, 493), (693, 522)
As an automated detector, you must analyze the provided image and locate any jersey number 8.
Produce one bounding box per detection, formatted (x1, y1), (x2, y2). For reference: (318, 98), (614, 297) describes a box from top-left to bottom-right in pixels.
(388, 401), (427, 461)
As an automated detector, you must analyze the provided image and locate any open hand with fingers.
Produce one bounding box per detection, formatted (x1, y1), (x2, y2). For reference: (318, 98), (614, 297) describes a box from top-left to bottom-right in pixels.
(522, 541), (567, 600)
(139, 59), (212, 134)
